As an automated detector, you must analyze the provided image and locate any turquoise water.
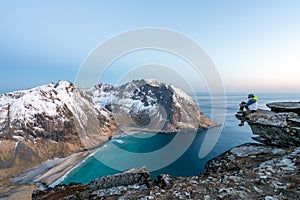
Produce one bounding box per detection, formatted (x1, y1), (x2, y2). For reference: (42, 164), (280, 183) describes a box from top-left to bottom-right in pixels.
(60, 92), (299, 185)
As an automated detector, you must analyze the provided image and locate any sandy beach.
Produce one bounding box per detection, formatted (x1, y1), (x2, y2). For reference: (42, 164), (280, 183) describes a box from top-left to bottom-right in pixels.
(0, 130), (128, 199)
(13, 150), (93, 185)
(1, 150), (94, 200)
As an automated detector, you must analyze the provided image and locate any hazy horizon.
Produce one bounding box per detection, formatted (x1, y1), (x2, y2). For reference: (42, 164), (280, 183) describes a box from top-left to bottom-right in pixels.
(1, 1), (299, 94)
(0, 78), (299, 95)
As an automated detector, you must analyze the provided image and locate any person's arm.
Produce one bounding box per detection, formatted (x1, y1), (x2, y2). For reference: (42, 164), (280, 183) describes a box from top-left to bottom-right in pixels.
(244, 99), (257, 107)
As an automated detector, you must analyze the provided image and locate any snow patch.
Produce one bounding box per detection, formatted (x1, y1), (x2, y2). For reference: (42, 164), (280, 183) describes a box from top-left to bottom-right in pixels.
(144, 79), (160, 87)
(53, 80), (72, 90)
(100, 109), (110, 118)
(114, 139), (124, 144)
(13, 135), (24, 140)
(170, 85), (192, 100)
(15, 141), (19, 147)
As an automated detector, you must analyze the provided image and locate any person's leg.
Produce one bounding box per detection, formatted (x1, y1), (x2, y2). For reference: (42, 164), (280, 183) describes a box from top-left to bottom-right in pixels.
(239, 112), (246, 126)
(241, 109), (251, 117)
(238, 101), (246, 113)
(239, 110), (252, 126)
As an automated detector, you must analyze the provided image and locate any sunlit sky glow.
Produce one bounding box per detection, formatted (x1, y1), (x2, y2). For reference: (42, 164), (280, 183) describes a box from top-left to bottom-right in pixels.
(0, 0), (299, 93)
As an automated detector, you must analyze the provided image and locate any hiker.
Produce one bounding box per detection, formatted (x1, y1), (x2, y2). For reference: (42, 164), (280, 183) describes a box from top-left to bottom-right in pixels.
(238, 94), (258, 126)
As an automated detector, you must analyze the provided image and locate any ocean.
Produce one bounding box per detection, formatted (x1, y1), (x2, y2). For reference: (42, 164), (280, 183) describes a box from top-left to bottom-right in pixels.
(58, 92), (299, 185)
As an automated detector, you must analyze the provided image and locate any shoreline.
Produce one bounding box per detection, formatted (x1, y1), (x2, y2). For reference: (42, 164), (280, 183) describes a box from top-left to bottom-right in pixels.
(49, 149), (100, 187)
(11, 129), (138, 188)
(12, 150), (94, 186)
(34, 127), (214, 186)
(9, 127), (215, 197)
(1, 150), (94, 200)
(46, 127), (214, 186)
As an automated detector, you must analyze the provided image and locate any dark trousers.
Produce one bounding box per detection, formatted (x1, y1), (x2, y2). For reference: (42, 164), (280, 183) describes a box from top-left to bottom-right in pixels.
(241, 110), (256, 122)
(239, 101), (247, 111)
(239, 101), (256, 123)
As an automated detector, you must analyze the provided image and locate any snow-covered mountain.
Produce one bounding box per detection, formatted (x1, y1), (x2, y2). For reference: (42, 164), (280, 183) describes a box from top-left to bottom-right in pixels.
(88, 79), (218, 132)
(0, 80), (115, 146)
(0, 81), (116, 181)
(0, 79), (218, 182)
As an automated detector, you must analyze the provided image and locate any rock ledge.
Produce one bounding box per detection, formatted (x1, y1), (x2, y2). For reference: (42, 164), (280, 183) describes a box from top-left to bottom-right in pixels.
(236, 102), (300, 147)
(267, 102), (300, 114)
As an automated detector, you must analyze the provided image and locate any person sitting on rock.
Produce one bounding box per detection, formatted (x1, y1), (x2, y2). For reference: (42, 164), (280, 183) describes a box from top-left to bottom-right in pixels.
(238, 94), (258, 126)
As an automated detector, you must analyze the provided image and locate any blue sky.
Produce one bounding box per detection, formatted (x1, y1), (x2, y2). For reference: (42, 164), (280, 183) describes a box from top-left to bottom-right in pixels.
(0, 0), (299, 93)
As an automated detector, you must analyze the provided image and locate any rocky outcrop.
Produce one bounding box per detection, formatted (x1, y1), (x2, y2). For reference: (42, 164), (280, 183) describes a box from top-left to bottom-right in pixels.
(32, 144), (300, 199)
(32, 167), (152, 200)
(236, 102), (300, 147)
(267, 102), (300, 114)
(204, 144), (300, 199)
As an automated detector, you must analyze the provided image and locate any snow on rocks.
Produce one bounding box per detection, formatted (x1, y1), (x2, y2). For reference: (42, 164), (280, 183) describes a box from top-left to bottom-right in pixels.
(144, 78), (160, 87)
(0, 78), (218, 147)
(87, 79), (218, 133)
(0, 80), (114, 145)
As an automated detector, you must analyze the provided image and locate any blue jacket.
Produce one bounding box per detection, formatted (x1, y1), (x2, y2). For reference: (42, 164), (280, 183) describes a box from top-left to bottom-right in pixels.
(243, 96), (258, 110)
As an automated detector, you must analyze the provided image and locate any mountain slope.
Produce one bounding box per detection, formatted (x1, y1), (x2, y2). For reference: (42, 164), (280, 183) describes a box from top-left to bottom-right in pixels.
(88, 79), (218, 133)
(0, 81), (116, 181)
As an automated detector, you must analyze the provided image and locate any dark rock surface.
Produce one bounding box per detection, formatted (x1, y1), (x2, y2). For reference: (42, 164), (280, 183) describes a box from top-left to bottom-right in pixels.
(267, 102), (300, 114)
(32, 167), (152, 200)
(89, 79), (219, 133)
(32, 144), (300, 199)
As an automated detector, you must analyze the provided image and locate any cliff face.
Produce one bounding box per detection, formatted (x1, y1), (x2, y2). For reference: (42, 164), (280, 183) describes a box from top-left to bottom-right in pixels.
(88, 79), (218, 133)
(236, 102), (300, 147)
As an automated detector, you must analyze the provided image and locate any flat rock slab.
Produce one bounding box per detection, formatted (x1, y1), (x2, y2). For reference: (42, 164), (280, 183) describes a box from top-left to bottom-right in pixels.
(267, 102), (300, 114)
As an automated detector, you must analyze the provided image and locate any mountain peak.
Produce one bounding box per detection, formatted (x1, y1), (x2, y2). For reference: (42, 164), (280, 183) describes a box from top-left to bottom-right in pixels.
(53, 80), (74, 90)
(89, 79), (219, 132)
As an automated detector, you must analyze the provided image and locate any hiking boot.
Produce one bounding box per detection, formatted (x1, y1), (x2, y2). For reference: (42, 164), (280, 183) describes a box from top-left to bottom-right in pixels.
(238, 122), (244, 126)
